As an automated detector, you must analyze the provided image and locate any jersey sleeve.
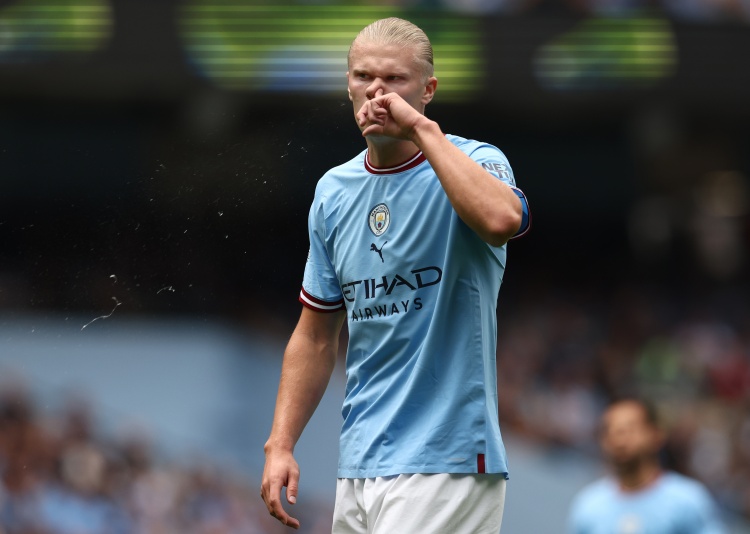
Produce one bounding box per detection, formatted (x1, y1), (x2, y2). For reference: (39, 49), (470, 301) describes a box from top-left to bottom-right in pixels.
(470, 144), (531, 239)
(685, 483), (727, 534)
(299, 191), (345, 313)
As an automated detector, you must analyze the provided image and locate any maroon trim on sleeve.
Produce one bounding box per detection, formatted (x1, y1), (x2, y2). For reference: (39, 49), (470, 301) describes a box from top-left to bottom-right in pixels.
(299, 287), (345, 313)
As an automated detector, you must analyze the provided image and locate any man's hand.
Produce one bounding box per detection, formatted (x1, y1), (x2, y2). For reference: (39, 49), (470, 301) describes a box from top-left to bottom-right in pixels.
(261, 447), (301, 529)
(260, 308), (343, 529)
(357, 90), (428, 141)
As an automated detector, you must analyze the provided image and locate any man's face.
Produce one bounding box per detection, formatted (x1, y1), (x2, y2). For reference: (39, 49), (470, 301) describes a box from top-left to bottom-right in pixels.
(600, 402), (663, 471)
(346, 40), (436, 131)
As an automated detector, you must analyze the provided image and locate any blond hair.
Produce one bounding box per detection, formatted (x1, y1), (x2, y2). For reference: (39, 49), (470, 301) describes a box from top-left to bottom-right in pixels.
(348, 17), (434, 79)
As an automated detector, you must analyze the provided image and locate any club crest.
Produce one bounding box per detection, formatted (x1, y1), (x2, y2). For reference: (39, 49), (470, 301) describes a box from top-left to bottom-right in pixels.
(368, 203), (390, 236)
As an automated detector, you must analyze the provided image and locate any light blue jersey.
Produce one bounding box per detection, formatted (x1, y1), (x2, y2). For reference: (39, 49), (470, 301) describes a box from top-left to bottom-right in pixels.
(568, 472), (726, 534)
(300, 134), (530, 478)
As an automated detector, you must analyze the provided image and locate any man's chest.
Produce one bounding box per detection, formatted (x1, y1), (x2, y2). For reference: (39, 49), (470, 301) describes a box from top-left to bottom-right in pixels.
(327, 176), (453, 280)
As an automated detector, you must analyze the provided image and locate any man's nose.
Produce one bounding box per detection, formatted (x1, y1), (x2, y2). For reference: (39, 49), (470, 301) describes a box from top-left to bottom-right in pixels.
(365, 81), (385, 100)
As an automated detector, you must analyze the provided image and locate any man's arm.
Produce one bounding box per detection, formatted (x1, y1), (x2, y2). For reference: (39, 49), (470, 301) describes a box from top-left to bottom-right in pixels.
(690, 483), (727, 534)
(261, 306), (346, 529)
(359, 93), (523, 246)
(411, 122), (522, 246)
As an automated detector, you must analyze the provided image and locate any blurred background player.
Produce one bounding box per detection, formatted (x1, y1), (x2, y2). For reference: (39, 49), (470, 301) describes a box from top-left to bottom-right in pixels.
(568, 398), (726, 534)
(260, 16), (530, 533)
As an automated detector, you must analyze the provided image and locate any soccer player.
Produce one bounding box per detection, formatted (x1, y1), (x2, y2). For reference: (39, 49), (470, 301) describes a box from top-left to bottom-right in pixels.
(260, 17), (530, 532)
(568, 398), (726, 534)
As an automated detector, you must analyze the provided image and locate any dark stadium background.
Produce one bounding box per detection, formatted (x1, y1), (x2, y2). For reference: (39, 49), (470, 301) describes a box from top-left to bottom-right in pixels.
(1, 1), (749, 532)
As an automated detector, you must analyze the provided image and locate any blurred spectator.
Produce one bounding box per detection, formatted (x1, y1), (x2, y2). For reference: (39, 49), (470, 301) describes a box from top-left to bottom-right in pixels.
(435, 0), (750, 19)
(0, 384), (51, 533)
(439, 0), (531, 15)
(565, 0), (656, 16)
(0, 382), (331, 534)
(2, 282), (750, 527)
(497, 280), (750, 518)
(567, 398), (726, 533)
(660, 0), (746, 21)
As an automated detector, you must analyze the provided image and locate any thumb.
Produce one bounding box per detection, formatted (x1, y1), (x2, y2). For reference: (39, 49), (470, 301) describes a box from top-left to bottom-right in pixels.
(287, 476), (299, 505)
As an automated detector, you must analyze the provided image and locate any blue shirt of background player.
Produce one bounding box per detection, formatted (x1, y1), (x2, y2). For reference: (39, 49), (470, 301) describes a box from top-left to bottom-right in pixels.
(568, 472), (726, 534)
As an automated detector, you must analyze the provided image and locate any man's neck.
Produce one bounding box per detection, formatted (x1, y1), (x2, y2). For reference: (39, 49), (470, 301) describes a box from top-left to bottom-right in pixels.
(366, 137), (421, 169)
(616, 462), (662, 493)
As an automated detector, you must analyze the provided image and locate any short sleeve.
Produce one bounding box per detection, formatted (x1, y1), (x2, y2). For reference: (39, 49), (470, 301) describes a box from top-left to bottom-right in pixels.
(299, 193), (345, 313)
(470, 144), (531, 239)
(688, 484), (727, 534)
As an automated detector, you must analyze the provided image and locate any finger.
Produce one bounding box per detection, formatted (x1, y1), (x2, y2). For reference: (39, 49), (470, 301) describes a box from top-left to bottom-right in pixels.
(361, 124), (382, 137)
(357, 103), (372, 127)
(272, 505), (300, 529)
(268, 492), (301, 529)
(358, 105), (385, 128)
(276, 505), (301, 530)
(375, 88), (384, 98)
(287, 471), (299, 505)
(262, 477), (299, 528)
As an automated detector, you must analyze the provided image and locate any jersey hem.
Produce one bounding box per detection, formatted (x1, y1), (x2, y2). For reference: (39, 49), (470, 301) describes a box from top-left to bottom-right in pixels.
(337, 468), (509, 480)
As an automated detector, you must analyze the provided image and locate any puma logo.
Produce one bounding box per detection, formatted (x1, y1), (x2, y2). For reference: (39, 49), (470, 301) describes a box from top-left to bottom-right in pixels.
(370, 242), (387, 263)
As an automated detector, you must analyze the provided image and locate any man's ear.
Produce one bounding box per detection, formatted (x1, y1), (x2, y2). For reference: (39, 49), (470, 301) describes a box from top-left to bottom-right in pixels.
(421, 76), (438, 105)
(346, 72), (353, 101)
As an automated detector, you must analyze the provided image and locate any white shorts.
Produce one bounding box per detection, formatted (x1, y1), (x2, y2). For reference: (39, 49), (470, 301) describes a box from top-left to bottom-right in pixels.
(332, 473), (507, 534)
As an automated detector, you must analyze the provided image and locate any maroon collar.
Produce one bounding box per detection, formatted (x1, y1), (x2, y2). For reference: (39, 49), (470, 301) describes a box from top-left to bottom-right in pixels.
(365, 150), (427, 175)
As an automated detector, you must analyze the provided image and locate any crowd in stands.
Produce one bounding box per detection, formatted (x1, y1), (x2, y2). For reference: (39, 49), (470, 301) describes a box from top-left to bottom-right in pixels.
(496, 280), (750, 518)
(401, 0), (750, 20)
(0, 386), (333, 534)
(2, 281), (750, 531)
